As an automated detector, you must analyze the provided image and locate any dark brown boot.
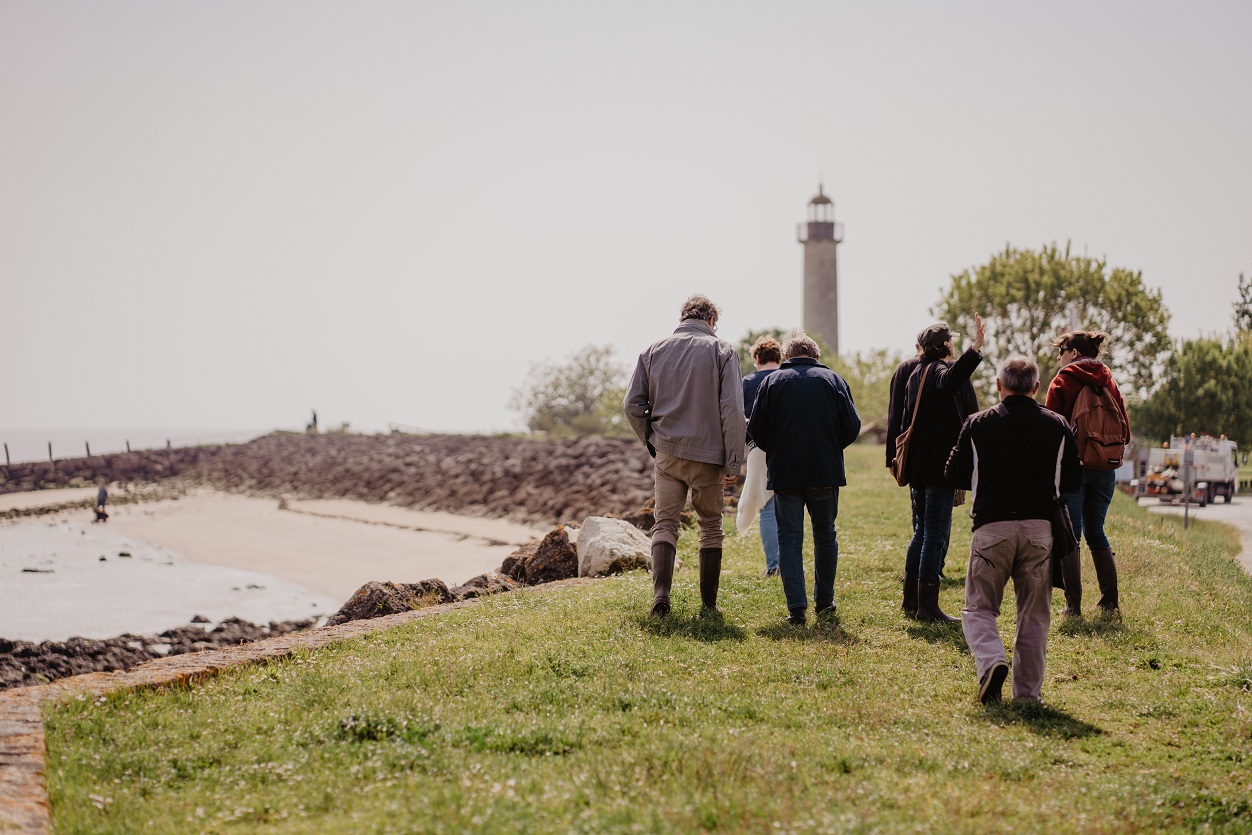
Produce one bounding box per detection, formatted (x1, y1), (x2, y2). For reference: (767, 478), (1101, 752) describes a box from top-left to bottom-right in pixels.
(651, 541), (676, 616)
(698, 547), (722, 612)
(902, 571), (919, 616)
(1061, 545), (1082, 616)
(1091, 547), (1119, 611)
(916, 580), (960, 623)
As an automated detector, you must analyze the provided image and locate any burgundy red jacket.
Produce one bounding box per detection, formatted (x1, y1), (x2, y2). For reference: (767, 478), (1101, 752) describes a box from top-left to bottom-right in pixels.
(1044, 358), (1129, 427)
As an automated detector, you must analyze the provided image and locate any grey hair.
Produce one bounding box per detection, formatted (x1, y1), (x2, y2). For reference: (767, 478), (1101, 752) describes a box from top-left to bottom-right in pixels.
(998, 355), (1039, 395)
(784, 331), (820, 360)
(679, 294), (720, 324)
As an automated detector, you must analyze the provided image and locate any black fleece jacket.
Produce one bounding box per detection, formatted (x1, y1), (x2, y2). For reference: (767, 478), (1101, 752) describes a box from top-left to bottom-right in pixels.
(945, 395), (1082, 529)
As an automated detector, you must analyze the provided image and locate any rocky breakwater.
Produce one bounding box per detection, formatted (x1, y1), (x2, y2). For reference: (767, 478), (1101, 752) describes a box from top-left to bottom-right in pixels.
(190, 431), (656, 525)
(0, 445), (225, 496)
(0, 617), (317, 690)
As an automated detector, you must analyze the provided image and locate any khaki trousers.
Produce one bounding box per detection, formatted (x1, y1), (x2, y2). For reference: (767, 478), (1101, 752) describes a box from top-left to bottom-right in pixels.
(960, 519), (1053, 700)
(651, 452), (725, 549)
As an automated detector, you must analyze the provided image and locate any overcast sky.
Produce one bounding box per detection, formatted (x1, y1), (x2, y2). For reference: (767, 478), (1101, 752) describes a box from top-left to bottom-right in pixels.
(3, 1), (1249, 436)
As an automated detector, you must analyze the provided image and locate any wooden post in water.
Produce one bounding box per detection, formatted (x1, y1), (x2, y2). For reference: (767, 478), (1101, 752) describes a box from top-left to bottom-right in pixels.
(126, 440), (131, 453)
(85, 441), (91, 457)
(48, 442), (53, 463)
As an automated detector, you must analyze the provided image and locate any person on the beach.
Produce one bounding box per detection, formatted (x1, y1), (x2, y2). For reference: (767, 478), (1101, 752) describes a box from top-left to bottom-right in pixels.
(738, 335), (783, 577)
(94, 480), (109, 523)
(623, 294), (745, 618)
(946, 356), (1081, 703)
(746, 332), (860, 626)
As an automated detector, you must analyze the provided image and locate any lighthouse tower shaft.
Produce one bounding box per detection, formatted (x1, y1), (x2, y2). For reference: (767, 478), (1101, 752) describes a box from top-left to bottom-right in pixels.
(798, 186), (844, 356)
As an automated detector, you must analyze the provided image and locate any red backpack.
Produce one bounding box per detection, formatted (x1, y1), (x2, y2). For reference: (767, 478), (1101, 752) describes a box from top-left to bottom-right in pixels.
(1070, 384), (1129, 470)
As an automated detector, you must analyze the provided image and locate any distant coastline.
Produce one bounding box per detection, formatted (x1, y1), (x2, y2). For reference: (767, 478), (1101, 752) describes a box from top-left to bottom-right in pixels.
(0, 428), (272, 464)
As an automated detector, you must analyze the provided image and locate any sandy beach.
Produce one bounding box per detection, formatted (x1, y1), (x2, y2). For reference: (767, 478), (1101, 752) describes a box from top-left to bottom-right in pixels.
(0, 490), (546, 643)
(0, 487), (98, 511)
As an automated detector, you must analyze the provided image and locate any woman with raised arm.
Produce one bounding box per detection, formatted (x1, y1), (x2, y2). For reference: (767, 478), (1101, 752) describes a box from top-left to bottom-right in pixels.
(898, 314), (985, 622)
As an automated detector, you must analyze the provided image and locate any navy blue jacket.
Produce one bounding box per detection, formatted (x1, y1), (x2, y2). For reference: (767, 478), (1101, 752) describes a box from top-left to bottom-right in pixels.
(742, 368), (776, 419)
(746, 357), (861, 490)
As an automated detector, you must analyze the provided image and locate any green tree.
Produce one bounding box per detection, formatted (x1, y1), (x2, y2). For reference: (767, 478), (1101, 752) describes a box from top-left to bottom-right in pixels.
(1132, 335), (1252, 445)
(831, 348), (902, 440)
(508, 344), (629, 437)
(934, 243), (1172, 402)
(1234, 270), (1252, 332)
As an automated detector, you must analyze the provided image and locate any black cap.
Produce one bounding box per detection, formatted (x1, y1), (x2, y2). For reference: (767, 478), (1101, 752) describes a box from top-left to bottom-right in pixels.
(918, 322), (958, 350)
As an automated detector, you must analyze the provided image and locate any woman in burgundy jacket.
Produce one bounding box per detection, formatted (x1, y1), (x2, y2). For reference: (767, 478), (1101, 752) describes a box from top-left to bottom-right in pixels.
(1045, 330), (1129, 615)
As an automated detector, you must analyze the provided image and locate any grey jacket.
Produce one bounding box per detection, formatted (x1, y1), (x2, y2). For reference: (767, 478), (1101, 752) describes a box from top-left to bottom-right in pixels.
(623, 320), (746, 475)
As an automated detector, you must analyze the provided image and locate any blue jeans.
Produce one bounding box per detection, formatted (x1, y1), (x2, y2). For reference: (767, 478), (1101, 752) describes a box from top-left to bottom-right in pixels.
(910, 499), (950, 574)
(774, 487), (839, 613)
(1062, 468), (1116, 551)
(759, 496), (779, 572)
(905, 484), (954, 584)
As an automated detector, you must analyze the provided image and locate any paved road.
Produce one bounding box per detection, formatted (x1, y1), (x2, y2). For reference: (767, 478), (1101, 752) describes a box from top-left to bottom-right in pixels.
(1135, 494), (1252, 575)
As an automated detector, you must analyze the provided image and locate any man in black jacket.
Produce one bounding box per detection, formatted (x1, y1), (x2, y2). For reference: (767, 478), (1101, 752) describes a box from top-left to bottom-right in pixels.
(747, 333), (861, 626)
(945, 356), (1081, 704)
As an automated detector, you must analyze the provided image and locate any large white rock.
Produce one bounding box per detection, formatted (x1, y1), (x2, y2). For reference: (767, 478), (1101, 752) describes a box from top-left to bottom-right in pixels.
(576, 516), (652, 577)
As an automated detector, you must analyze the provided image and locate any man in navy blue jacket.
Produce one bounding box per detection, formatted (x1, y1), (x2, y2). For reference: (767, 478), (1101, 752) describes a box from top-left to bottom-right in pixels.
(747, 333), (861, 625)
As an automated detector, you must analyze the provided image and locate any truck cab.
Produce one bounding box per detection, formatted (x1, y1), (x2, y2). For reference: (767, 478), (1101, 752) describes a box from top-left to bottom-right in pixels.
(1138, 436), (1239, 506)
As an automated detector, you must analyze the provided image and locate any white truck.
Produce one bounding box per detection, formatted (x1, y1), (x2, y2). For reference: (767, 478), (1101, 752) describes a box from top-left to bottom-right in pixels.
(1140, 436), (1238, 506)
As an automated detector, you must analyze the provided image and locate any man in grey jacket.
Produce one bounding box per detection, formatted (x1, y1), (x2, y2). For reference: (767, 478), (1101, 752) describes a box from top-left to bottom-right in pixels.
(624, 294), (746, 617)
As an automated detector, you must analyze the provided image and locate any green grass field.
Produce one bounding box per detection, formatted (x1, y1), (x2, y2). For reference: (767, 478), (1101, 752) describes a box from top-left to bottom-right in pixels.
(43, 445), (1252, 833)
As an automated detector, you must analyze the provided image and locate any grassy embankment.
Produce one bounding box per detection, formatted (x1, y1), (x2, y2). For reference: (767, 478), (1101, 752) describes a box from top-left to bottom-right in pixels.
(43, 445), (1252, 833)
